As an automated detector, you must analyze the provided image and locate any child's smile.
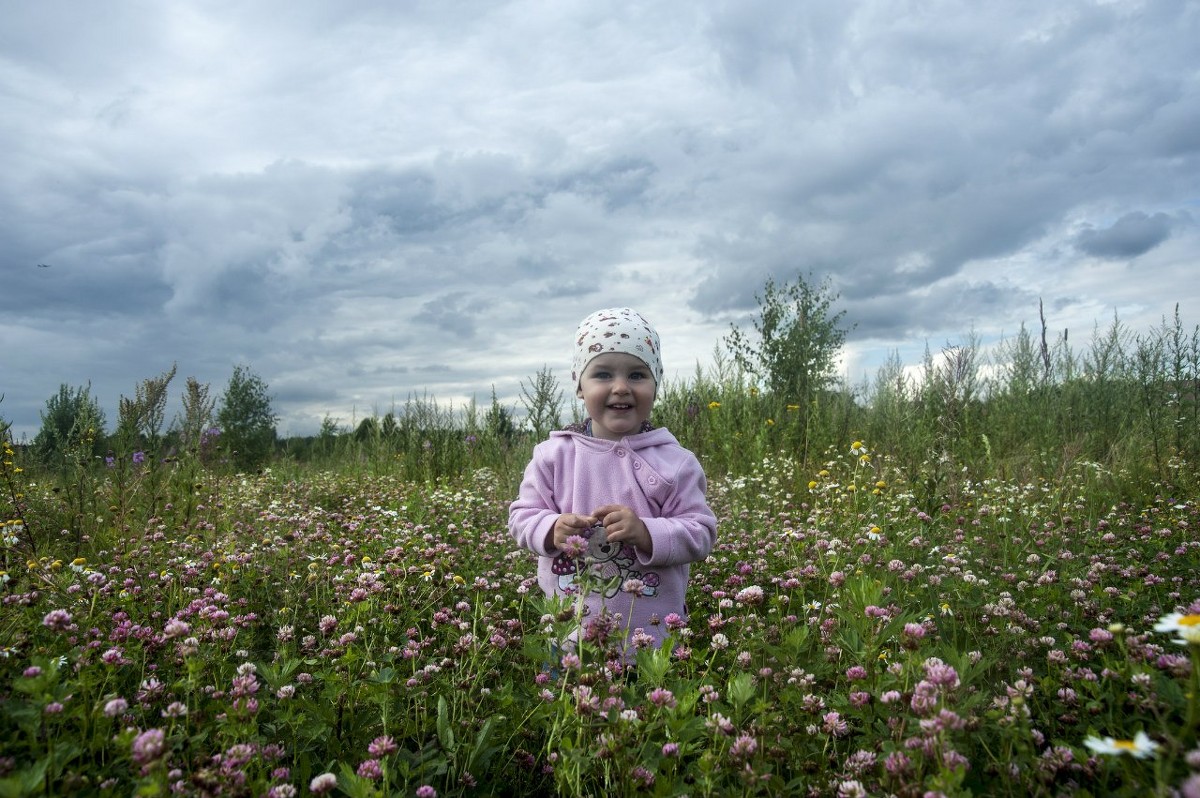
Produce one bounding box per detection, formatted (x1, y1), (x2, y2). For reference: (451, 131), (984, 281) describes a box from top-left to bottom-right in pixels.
(577, 352), (656, 440)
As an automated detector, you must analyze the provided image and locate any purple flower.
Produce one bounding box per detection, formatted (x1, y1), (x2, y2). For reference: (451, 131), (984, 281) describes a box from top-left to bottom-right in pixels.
(822, 711), (849, 737)
(560, 535), (588, 558)
(162, 619), (190, 639)
(416, 787), (437, 798)
(103, 697), (129, 717)
(730, 734), (758, 760)
(369, 735), (399, 757)
(924, 660), (960, 688)
(132, 451), (146, 464)
(131, 728), (166, 765)
(42, 609), (74, 632)
(356, 759), (383, 781)
(647, 688), (676, 709)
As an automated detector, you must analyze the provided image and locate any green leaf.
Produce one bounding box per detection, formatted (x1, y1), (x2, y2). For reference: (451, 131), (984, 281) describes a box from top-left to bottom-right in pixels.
(437, 695), (457, 753)
(728, 672), (755, 710)
(0, 757), (50, 798)
(466, 714), (499, 774)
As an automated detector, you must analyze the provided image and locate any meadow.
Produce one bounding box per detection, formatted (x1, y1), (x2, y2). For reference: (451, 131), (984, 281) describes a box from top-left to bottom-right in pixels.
(2, 312), (1200, 797)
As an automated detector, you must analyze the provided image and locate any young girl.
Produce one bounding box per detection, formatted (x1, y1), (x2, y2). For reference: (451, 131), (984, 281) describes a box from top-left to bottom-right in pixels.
(509, 308), (717, 660)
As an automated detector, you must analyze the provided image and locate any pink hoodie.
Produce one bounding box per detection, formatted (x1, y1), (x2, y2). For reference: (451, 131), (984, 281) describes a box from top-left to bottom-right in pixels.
(509, 427), (717, 651)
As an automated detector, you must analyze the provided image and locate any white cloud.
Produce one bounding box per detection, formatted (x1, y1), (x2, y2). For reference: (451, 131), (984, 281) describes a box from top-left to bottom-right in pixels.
(2, 0), (1197, 440)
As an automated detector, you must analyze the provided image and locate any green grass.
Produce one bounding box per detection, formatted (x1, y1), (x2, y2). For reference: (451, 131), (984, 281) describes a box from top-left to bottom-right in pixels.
(1, 311), (1199, 796)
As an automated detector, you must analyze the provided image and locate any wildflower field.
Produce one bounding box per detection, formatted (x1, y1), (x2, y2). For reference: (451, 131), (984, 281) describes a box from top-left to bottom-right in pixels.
(4, 306), (1200, 796)
(2, 434), (1199, 798)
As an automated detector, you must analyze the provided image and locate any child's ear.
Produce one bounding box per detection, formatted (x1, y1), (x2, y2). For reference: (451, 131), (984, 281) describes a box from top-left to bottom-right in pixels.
(576, 386), (584, 399)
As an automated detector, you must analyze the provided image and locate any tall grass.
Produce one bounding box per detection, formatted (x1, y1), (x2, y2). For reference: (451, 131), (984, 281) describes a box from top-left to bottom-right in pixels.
(1, 309), (1199, 796)
(4, 309), (1197, 553)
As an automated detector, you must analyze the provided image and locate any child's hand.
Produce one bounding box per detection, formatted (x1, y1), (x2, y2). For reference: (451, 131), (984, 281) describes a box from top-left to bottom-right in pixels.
(593, 504), (652, 555)
(552, 513), (597, 550)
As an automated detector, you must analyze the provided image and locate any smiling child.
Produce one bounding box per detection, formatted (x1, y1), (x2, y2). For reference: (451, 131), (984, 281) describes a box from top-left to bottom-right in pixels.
(509, 307), (718, 661)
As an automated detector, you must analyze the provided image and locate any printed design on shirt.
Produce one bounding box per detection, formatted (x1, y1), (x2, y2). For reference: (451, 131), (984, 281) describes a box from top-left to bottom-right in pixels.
(549, 525), (659, 599)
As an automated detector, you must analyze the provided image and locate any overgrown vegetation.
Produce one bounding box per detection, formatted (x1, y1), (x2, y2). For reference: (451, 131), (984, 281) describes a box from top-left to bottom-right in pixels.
(1, 282), (1198, 796)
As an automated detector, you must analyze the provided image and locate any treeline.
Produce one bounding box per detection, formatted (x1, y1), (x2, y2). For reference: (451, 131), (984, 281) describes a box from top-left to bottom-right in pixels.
(5, 275), (1199, 505)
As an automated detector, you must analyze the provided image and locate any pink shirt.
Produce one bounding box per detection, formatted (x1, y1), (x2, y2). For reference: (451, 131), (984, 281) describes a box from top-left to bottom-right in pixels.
(509, 427), (717, 651)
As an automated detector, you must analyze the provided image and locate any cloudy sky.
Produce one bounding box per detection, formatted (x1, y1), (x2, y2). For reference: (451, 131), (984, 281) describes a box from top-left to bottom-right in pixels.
(3, 0), (1198, 441)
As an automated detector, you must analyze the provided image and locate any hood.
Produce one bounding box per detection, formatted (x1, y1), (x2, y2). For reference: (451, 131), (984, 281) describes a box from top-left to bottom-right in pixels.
(549, 425), (680, 452)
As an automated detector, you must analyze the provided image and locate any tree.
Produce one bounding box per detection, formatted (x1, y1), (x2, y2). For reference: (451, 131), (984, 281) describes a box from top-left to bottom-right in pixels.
(216, 365), (277, 470)
(520, 366), (564, 439)
(33, 383), (107, 466)
(380, 412), (398, 440)
(116, 364), (177, 455)
(354, 416), (380, 444)
(177, 376), (217, 451)
(724, 272), (850, 403)
(485, 386), (517, 444)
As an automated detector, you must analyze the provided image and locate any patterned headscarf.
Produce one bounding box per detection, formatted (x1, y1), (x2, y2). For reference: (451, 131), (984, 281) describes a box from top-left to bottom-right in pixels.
(571, 307), (663, 390)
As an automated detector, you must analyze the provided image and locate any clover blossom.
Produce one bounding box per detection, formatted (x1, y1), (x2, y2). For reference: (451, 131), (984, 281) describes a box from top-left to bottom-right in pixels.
(131, 728), (166, 765)
(309, 773), (337, 794)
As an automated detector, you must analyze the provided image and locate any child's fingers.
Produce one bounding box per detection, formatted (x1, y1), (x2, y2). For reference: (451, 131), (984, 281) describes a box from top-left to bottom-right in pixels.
(591, 504), (629, 526)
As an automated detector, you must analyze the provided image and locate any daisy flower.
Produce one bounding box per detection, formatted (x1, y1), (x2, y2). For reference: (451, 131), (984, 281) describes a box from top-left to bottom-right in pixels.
(1083, 731), (1159, 759)
(1153, 612), (1200, 645)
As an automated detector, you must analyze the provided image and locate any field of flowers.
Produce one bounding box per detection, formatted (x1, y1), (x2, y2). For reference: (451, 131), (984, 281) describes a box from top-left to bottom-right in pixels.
(2, 439), (1200, 797)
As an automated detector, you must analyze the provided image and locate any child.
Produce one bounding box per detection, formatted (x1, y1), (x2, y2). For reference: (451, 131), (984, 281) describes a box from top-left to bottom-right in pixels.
(509, 307), (718, 660)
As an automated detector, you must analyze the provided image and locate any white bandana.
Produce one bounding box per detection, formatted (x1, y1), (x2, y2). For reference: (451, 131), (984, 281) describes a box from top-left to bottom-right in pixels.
(571, 308), (663, 389)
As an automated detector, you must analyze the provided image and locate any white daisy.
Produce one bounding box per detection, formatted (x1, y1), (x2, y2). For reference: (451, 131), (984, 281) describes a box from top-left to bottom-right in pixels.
(1153, 612), (1200, 645)
(1083, 730), (1159, 759)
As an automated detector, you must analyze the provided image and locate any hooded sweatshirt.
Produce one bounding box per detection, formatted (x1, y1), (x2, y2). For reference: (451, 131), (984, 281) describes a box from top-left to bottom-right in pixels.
(509, 426), (717, 652)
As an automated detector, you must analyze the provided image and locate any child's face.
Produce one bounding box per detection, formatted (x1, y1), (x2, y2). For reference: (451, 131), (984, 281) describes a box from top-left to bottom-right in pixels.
(577, 353), (656, 441)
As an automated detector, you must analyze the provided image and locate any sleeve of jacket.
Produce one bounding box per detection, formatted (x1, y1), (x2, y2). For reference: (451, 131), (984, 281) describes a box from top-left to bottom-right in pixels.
(508, 445), (561, 557)
(639, 451), (717, 568)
